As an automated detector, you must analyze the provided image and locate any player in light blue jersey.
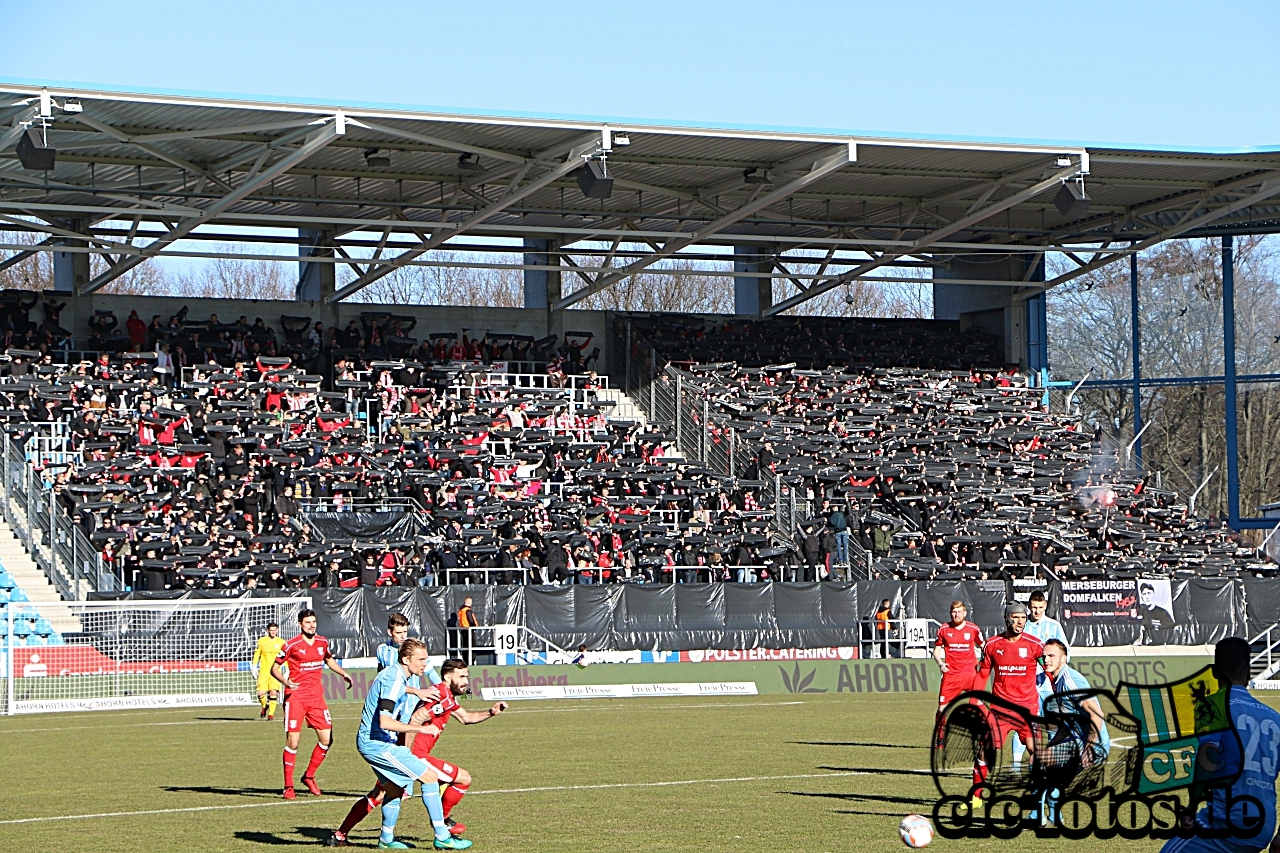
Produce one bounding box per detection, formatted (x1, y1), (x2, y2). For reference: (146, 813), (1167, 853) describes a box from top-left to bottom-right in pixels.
(326, 638), (470, 851)
(1162, 637), (1280, 853)
(1036, 639), (1110, 757)
(378, 612), (443, 686)
(1023, 590), (1067, 647)
(377, 612), (442, 799)
(1036, 638), (1110, 823)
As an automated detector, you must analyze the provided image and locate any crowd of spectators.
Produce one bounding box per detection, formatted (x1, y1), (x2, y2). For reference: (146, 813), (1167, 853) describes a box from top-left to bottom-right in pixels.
(0, 305), (1270, 594)
(629, 315), (1275, 582)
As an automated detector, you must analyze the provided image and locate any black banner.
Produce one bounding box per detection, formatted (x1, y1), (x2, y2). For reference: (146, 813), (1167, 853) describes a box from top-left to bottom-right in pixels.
(96, 576), (1280, 655)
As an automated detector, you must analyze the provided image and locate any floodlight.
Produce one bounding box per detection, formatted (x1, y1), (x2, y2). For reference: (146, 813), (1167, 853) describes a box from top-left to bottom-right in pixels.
(576, 159), (613, 199)
(458, 153), (485, 173)
(743, 168), (771, 185)
(613, 133), (631, 146)
(61, 99), (83, 114)
(1054, 180), (1091, 218)
(1055, 155), (1073, 167)
(363, 147), (391, 168)
(16, 126), (55, 171)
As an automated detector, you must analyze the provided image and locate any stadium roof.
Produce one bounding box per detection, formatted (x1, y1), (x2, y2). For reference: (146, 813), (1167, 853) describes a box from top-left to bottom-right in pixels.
(3, 82), (1280, 313)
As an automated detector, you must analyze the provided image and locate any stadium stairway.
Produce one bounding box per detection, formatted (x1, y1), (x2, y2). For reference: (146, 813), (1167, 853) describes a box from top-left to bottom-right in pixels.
(597, 387), (648, 425)
(0, 516), (80, 637)
(0, 520), (62, 606)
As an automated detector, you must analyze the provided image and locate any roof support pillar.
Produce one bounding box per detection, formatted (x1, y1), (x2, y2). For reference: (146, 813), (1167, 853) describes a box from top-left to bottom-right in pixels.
(522, 238), (561, 309)
(1223, 235), (1240, 529)
(53, 219), (89, 295)
(297, 228), (338, 341)
(734, 245), (772, 316)
(297, 228), (335, 303)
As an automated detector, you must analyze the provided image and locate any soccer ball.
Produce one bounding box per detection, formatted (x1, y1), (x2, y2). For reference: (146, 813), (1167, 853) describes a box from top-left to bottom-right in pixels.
(899, 814), (933, 848)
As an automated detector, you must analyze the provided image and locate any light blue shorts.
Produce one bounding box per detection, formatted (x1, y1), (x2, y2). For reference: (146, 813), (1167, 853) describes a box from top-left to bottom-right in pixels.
(358, 743), (429, 791)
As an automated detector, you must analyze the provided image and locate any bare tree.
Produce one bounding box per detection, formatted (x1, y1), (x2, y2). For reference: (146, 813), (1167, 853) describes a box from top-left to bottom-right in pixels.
(1048, 237), (1280, 519)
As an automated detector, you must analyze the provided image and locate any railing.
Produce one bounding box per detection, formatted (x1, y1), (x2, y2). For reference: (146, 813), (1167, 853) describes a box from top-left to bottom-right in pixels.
(445, 623), (569, 666)
(1250, 624), (1280, 680)
(857, 616), (943, 660)
(0, 428), (117, 599)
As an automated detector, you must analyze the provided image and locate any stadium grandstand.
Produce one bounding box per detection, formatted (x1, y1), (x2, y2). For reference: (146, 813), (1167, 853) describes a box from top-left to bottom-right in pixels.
(0, 82), (1278, 668)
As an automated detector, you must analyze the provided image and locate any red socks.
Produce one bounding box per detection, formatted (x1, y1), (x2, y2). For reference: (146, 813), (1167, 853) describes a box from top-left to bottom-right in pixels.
(442, 782), (469, 818)
(304, 743), (329, 780)
(338, 795), (379, 835)
(283, 747), (297, 789)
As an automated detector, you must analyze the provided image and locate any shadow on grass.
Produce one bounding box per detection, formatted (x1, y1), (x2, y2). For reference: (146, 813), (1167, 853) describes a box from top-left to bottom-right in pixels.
(784, 790), (936, 807)
(234, 827), (333, 846)
(161, 785), (366, 800)
(790, 741), (927, 749)
(818, 765), (939, 777)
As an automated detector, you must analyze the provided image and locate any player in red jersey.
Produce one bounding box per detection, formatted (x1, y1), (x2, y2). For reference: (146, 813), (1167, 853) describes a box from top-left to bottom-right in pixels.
(270, 608), (353, 800)
(403, 658), (507, 833)
(975, 602), (1044, 775)
(933, 600), (983, 744)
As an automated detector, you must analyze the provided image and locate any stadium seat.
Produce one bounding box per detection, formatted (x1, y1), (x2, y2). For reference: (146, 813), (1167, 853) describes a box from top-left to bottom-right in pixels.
(34, 617), (53, 635)
(9, 589), (28, 602)
(0, 572), (14, 589)
(0, 589), (9, 603)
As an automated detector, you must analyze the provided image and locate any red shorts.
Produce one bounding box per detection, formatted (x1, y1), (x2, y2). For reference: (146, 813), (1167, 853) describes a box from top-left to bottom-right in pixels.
(283, 695), (332, 732)
(990, 708), (1034, 749)
(423, 753), (460, 783)
(938, 673), (977, 707)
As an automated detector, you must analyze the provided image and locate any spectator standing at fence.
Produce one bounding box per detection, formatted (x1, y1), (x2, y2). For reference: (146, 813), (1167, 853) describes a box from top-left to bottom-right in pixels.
(827, 500), (850, 567)
(875, 598), (893, 659)
(799, 525), (821, 582)
(457, 596), (477, 664)
(872, 522), (895, 559)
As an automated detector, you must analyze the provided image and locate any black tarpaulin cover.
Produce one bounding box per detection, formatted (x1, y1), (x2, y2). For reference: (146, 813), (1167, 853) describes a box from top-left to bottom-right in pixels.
(96, 577), (1279, 655)
(305, 511), (428, 542)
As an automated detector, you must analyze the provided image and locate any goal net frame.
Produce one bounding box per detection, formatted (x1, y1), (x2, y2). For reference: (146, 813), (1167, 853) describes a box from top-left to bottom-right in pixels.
(1, 597), (312, 715)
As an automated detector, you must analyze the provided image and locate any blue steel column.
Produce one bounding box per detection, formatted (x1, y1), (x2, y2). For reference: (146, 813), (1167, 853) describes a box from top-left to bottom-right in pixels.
(1130, 246), (1142, 465)
(1223, 235), (1240, 528)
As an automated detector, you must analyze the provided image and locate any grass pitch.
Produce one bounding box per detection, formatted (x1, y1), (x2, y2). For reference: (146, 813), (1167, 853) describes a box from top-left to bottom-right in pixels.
(0, 692), (1228, 853)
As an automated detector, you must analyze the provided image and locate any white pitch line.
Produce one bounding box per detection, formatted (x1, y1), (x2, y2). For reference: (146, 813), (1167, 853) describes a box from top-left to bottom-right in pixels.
(0, 770), (886, 825)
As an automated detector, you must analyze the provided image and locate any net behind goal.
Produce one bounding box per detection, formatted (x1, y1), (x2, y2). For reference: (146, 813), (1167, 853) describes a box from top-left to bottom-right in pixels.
(1, 598), (311, 715)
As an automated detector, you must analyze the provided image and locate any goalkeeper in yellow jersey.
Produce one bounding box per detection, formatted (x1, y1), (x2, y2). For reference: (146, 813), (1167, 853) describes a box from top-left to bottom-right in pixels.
(253, 623), (287, 720)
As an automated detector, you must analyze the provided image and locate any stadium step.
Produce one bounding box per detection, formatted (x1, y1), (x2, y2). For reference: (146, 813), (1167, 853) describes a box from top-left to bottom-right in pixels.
(597, 387), (647, 425)
(0, 515), (83, 634)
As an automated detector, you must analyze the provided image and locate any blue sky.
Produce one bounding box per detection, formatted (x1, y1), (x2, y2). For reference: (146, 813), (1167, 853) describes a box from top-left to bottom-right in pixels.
(3, 0), (1279, 151)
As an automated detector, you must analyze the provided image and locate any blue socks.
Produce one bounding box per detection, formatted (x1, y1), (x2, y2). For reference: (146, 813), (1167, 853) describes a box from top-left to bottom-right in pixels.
(422, 783), (448, 840)
(379, 794), (402, 844)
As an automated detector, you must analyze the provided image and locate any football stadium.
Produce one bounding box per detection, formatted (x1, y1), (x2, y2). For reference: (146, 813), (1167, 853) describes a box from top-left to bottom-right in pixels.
(2, 10), (1280, 851)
